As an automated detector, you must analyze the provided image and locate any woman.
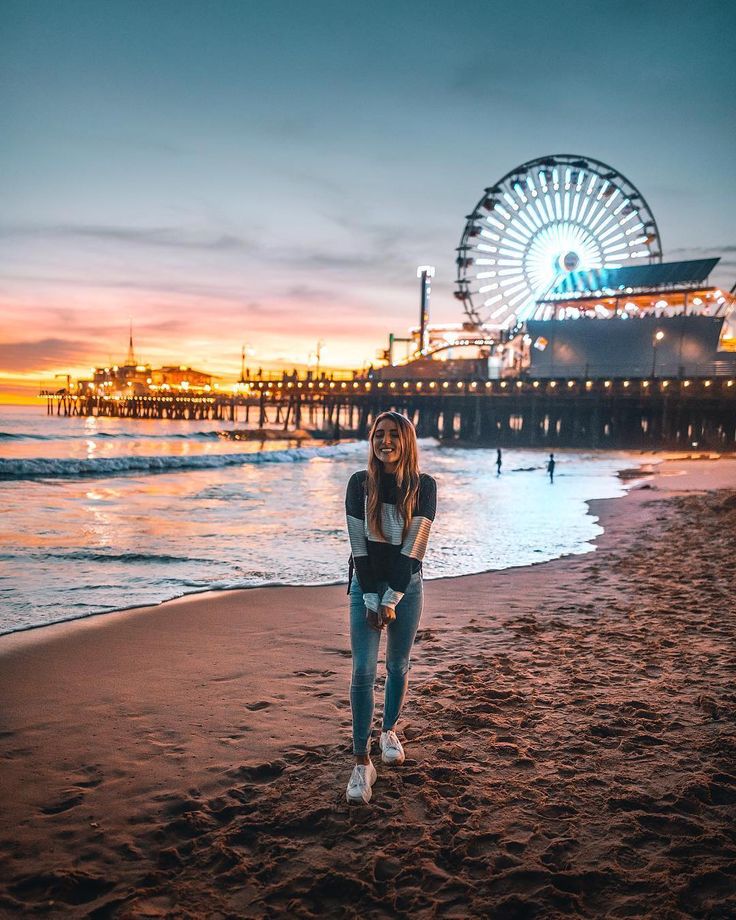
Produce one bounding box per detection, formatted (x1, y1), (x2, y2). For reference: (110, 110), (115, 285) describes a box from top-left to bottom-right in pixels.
(344, 411), (437, 805)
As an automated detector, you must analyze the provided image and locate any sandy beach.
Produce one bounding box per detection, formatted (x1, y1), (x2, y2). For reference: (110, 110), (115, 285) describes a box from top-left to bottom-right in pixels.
(1, 456), (735, 918)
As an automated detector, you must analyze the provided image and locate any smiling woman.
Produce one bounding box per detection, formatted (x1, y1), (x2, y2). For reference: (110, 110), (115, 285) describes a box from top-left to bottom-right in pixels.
(344, 410), (437, 805)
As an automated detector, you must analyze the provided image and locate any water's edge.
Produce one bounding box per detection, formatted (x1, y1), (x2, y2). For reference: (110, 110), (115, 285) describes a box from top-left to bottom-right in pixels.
(0, 464), (654, 640)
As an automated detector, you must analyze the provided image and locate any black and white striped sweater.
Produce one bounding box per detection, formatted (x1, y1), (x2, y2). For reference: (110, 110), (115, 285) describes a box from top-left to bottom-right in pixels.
(345, 469), (437, 612)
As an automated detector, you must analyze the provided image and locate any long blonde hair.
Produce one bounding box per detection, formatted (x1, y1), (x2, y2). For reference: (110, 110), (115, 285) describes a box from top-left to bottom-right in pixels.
(366, 411), (420, 541)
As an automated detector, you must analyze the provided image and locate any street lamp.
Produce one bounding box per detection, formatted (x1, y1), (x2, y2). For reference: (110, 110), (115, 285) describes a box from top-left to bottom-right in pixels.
(651, 330), (664, 377)
(416, 265), (435, 355)
(315, 340), (325, 377)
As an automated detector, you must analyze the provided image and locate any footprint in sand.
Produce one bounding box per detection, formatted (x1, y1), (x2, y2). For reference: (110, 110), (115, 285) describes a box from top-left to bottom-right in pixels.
(210, 670), (247, 683)
(147, 735), (186, 754)
(218, 734), (248, 746)
(153, 793), (203, 817)
(9, 870), (115, 907)
(72, 772), (102, 789)
(294, 668), (337, 677)
(228, 760), (286, 783)
(41, 791), (86, 815)
(414, 629), (437, 643)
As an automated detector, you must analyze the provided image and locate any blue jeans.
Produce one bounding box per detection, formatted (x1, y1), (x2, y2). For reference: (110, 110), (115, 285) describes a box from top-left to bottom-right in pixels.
(349, 572), (423, 755)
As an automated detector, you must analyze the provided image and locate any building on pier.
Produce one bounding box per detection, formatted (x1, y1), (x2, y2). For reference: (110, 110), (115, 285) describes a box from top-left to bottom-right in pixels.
(77, 363), (215, 398)
(75, 328), (216, 398)
(151, 366), (214, 392)
(525, 258), (736, 379)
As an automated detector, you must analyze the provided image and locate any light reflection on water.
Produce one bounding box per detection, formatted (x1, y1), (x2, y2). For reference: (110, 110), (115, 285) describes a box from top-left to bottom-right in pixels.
(0, 407), (646, 634)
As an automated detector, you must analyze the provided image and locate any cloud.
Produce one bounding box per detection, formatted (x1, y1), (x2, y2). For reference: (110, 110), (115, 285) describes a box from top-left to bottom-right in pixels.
(668, 245), (736, 254)
(286, 216), (431, 277)
(117, 318), (190, 338)
(109, 277), (256, 300)
(0, 272), (260, 304)
(0, 338), (95, 372)
(283, 285), (338, 302)
(284, 168), (348, 198)
(0, 223), (253, 253)
(300, 252), (379, 270)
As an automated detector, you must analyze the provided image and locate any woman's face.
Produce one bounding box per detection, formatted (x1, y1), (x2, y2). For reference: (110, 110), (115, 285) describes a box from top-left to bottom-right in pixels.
(372, 417), (401, 469)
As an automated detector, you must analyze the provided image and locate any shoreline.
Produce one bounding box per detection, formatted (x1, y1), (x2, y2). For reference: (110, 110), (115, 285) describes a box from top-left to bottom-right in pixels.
(1, 456), (735, 916)
(0, 464), (640, 643)
(2, 449), (724, 643)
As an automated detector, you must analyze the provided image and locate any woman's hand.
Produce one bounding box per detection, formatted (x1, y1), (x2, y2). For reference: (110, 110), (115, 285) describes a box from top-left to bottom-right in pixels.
(365, 605), (396, 630)
(365, 607), (384, 631)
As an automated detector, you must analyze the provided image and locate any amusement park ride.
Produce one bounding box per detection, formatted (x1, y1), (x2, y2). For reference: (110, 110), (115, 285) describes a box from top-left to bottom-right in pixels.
(384, 154), (734, 380)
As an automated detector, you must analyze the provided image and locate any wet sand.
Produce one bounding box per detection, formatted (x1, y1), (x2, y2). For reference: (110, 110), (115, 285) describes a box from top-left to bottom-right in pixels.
(1, 457), (735, 918)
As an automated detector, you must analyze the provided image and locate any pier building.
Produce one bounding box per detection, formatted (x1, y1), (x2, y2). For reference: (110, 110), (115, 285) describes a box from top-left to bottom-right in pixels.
(74, 327), (216, 399)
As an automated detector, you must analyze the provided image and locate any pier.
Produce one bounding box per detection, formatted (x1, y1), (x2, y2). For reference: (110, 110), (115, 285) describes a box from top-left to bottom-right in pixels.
(43, 375), (736, 450)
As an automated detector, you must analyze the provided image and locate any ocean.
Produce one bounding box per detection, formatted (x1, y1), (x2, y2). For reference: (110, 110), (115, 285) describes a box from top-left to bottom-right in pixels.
(0, 405), (645, 635)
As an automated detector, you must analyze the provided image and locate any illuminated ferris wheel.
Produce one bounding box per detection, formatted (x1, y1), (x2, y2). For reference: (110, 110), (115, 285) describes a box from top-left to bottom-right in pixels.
(455, 154), (662, 328)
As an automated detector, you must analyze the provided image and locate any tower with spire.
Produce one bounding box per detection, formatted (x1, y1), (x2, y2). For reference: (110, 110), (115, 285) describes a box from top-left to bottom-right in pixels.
(126, 320), (136, 366)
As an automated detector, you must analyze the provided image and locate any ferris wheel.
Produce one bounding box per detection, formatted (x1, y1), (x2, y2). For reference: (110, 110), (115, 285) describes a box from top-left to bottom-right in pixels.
(455, 154), (662, 328)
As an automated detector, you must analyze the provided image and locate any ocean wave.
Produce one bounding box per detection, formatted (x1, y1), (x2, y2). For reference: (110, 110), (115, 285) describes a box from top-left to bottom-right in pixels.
(0, 440), (368, 481)
(0, 550), (218, 564)
(53, 551), (219, 564)
(192, 485), (263, 501)
(0, 429), (226, 441)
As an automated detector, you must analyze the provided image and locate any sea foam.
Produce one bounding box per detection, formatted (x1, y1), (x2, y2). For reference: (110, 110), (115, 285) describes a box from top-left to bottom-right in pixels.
(0, 440), (368, 480)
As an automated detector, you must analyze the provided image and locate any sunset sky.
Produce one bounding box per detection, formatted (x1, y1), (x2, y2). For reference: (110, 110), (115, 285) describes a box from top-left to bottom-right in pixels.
(2, 0), (734, 402)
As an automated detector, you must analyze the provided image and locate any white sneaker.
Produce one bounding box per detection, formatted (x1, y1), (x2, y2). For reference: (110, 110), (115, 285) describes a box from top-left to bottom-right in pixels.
(380, 730), (405, 765)
(346, 761), (377, 805)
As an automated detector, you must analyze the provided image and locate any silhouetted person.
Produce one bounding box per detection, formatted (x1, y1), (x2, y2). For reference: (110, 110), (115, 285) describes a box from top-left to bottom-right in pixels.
(496, 448), (502, 475)
(547, 453), (556, 483)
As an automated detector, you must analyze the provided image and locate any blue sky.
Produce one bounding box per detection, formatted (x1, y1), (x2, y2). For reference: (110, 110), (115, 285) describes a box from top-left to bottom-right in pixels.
(1, 0), (734, 394)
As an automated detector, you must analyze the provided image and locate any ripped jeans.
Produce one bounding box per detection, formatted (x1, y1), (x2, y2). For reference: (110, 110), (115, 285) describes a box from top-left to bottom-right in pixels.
(349, 572), (423, 755)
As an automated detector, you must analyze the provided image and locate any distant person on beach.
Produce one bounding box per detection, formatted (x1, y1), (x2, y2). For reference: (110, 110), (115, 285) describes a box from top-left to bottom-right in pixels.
(344, 411), (437, 805)
(547, 453), (556, 483)
(496, 448), (502, 475)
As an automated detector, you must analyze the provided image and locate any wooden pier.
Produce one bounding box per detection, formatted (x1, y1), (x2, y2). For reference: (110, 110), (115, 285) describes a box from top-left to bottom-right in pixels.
(43, 375), (736, 449)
